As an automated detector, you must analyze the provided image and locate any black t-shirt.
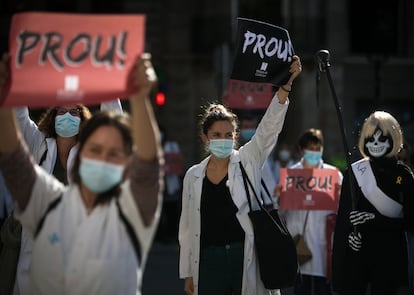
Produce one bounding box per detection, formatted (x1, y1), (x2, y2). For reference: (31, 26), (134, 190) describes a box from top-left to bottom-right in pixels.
(200, 174), (244, 247)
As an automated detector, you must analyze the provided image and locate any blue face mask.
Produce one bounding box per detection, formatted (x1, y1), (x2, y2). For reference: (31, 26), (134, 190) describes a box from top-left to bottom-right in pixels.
(303, 150), (322, 167)
(79, 157), (124, 193)
(55, 113), (81, 137)
(240, 128), (256, 141)
(208, 139), (234, 159)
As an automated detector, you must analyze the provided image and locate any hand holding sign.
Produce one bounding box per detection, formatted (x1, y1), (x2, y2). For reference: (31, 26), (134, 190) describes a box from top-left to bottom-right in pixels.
(276, 55), (302, 105)
(227, 18), (299, 109)
(279, 168), (340, 210)
(129, 53), (157, 100)
(3, 12), (146, 108)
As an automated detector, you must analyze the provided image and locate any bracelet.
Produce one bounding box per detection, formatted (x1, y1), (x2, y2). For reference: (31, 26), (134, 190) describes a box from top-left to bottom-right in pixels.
(280, 85), (291, 92)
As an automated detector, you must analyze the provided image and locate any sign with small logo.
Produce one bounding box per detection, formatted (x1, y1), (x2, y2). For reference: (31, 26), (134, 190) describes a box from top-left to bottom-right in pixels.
(1, 12), (145, 108)
(226, 18), (294, 109)
(279, 168), (341, 210)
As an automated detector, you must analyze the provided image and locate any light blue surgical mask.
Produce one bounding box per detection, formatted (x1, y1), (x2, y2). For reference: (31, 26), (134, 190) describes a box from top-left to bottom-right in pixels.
(240, 128), (256, 141)
(79, 157), (124, 193)
(208, 139), (234, 159)
(55, 113), (81, 137)
(303, 150), (322, 167)
(279, 150), (291, 161)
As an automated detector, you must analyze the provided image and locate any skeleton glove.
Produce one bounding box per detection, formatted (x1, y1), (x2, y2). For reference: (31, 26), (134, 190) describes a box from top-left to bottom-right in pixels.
(349, 210), (375, 226)
(348, 231), (362, 251)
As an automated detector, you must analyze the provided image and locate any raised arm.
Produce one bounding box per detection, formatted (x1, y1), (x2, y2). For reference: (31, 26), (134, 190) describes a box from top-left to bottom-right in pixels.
(0, 54), (37, 209)
(129, 53), (161, 161)
(275, 55), (302, 104)
(0, 54), (20, 155)
(128, 53), (163, 226)
(100, 98), (123, 115)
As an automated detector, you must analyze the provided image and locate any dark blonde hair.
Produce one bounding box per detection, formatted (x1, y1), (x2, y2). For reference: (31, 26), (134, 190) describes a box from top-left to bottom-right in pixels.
(358, 111), (403, 158)
(37, 104), (92, 138)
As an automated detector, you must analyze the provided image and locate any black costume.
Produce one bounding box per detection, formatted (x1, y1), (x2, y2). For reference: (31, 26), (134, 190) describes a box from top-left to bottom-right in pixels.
(332, 156), (414, 295)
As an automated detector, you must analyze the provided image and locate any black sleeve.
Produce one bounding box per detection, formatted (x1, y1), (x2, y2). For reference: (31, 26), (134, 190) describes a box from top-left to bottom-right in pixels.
(332, 168), (354, 291)
(402, 164), (414, 231)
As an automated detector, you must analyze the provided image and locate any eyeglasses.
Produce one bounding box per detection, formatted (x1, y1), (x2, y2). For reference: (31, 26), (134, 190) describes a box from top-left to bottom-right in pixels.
(56, 108), (81, 116)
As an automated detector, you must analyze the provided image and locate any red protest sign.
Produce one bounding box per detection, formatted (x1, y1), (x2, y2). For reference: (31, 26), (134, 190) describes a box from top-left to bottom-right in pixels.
(225, 80), (273, 109)
(279, 168), (341, 210)
(1, 12), (145, 108)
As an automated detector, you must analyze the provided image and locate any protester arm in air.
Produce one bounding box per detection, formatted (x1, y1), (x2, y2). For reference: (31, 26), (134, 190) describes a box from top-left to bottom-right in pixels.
(274, 55), (302, 104)
(0, 54), (37, 210)
(127, 53), (163, 226)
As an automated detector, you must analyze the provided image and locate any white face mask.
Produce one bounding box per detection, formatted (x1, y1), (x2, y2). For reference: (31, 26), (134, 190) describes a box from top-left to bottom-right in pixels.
(55, 113), (81, 137)
(208, 139), (234, 158)
(365, 130), (390, 158)
(303, 149), (322, 167)
(279, 150), (291, 161)
(79, 157), (124, 193)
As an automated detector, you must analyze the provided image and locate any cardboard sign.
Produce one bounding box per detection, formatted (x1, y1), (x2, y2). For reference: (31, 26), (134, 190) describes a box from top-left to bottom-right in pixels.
(279, 168), (340, 210)
(227, 18), (294, 109)
(1, 12), (145, 108)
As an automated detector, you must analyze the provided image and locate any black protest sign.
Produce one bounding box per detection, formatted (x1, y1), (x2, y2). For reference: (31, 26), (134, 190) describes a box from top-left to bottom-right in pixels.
(230, 18), (294, 86)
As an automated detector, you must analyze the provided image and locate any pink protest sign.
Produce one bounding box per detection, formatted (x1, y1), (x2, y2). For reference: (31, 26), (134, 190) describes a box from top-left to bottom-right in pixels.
(1, 12), (145, 108)
(279, 168), (341, 210)
(225, 80), (273, 109)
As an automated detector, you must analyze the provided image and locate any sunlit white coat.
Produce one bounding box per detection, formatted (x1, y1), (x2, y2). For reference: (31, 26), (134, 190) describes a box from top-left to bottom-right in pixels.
(179, 93), (289, 295)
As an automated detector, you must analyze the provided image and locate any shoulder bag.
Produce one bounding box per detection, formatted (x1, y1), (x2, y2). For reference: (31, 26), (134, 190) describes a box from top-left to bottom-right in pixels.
(239, 162), (300, 290)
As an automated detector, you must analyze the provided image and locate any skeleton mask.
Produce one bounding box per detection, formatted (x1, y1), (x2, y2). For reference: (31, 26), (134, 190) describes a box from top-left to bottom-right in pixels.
(365, 129), (390, 158)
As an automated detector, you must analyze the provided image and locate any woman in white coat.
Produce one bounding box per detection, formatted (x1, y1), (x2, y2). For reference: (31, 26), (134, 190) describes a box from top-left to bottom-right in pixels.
(9, 61), (122, 294)
(16, 99), (123, 184)
(178, 56), (302, 295)
(282, 128), (343, 295)
(0, 54), (163, 295)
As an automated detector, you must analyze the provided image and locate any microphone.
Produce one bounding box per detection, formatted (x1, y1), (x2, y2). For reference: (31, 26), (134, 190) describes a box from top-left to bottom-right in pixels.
(315, 49), (330, 72)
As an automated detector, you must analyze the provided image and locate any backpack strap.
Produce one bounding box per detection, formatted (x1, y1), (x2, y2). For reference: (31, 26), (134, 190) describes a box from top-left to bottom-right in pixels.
(116, 200), (142, 264)
(38, 148), (48, 167)
(34, 195), (62, 239)
(32, 193), (142, 264)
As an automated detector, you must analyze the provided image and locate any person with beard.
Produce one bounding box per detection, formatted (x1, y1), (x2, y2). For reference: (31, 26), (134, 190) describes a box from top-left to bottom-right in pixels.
(332, 110), (414, 295)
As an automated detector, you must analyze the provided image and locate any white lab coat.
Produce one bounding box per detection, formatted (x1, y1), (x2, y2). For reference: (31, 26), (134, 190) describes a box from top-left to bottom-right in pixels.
(15, 165), (158, 295)
(13, 100), (123, 295)
(16, 99), (123, 176)
(283, 161), (343, 277)
(179, 93), (289, 295)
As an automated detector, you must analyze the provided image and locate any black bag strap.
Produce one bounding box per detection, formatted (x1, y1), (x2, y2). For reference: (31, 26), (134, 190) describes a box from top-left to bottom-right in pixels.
(301, 211), (310, 235)
(260, 178), (274, 205)
(34, 194), (62, 238)
(33, 193), (142, 264)
(115, 200), (142, 264)
(239, 162), (288, 233)
(38, 148), (48, 167)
